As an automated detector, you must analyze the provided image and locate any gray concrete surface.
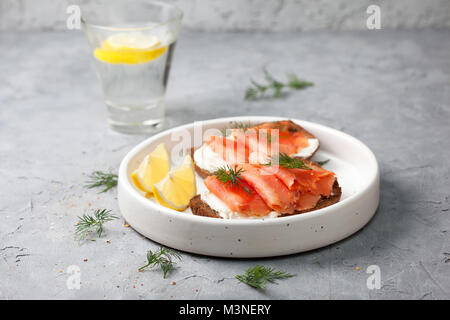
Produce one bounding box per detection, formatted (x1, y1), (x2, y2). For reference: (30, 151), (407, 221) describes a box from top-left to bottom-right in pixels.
(0, 29), (449, 299)
(1, 0), (450, 32)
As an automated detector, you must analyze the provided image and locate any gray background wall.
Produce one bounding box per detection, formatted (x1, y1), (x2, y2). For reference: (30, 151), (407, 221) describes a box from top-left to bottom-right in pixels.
(1, 0), (449, 32)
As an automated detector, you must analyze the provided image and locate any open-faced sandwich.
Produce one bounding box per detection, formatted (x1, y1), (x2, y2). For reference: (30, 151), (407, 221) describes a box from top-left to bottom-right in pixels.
(189, 120), (341, 219)
(129, 120), (341, 219)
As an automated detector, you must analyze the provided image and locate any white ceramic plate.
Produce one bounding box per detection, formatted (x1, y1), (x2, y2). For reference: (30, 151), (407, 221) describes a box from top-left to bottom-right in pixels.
(118, 116), (380, 258)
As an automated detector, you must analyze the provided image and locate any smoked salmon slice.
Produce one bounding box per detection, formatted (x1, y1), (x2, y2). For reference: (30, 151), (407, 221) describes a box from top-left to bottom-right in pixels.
(252, 120), (311, 156)
(259, 166), (299, 190)
(258, 162), (336, 212)
(291, 169), (335, 196)
(204, 175), (272, 217)
(296, 193), (322, 211)
(207, 120), (316, 166)
(260, 165), (335, 196)
(230, 126), (310, 164)
(239, 164), (298, 214)
(206, 135), (249, 165)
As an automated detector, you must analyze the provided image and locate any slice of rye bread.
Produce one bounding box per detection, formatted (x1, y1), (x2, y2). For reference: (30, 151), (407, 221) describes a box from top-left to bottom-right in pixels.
(189, 159), (342, 219)
(190, 120), (319, 179)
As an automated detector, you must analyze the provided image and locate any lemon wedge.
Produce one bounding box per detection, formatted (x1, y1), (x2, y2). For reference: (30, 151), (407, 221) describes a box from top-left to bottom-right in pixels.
(94, 32), (167, 64)
(153, 156), (197, 211)
(131, 143), (170, 194)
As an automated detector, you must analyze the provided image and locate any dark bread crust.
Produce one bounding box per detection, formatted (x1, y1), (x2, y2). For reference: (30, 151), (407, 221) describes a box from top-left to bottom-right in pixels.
(190, 147), (212, 179)
(189, 195), (221, 218)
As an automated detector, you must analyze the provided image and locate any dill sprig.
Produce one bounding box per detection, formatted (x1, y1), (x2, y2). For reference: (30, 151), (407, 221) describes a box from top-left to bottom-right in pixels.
(138, 246), (182, 278)
(85, 170), (118, 193)
(235, 265), (295, 289)
(230, 121), (254, 131)
(221, 121), (254, 136)
(214, 165), (244, 188)
(213, 165), (252, 194)
(286, 73), (315, 90)
(264, 152), (311, 170)
(75, 209), (118, 241)
(245, 69), (314, 100)
(316, 159), (330, 166)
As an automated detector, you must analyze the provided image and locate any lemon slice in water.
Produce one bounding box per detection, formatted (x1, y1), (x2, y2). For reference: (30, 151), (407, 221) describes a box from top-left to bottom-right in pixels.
(153, 156), (197, 211)
(94, 32), (167, 64)
(131, 143), (170, 194)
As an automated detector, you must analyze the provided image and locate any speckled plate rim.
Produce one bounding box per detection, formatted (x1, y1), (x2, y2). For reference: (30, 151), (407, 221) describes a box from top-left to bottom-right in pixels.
(118, 116), (379, 226)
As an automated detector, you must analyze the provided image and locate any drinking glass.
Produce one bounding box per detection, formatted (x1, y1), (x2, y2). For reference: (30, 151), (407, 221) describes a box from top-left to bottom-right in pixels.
(81, 1), (183, 134)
